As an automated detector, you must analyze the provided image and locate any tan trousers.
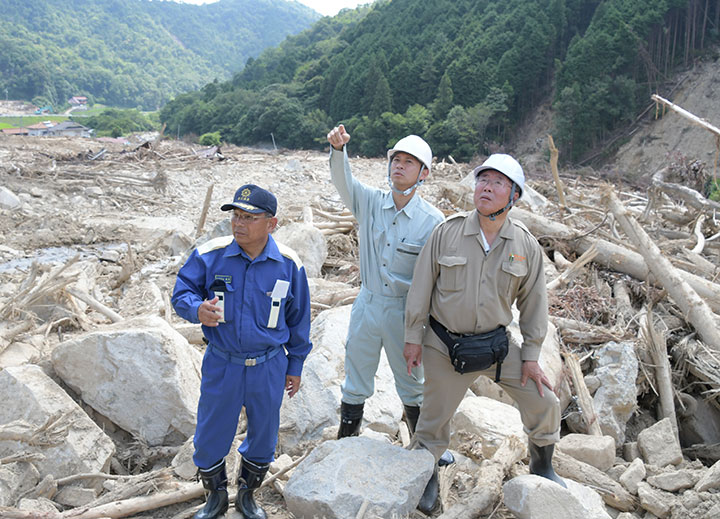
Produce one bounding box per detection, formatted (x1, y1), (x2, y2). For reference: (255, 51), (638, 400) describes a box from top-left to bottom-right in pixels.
(412, 340), (561, 462)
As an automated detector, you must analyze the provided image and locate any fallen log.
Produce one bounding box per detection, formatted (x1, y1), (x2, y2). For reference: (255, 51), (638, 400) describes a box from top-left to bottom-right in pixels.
(436, 436), (525, 519)
(513, 207), (720, 313)
(564, 353), (603, 436)
(65, 288), (123, 323)
(554, 451), (637, 511)
(605, 190), (720, 350)
(551, 316), (625, 345)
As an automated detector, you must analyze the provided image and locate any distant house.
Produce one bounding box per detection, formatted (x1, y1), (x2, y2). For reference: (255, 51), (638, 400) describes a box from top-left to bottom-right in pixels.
(27, 121), (55, 136)
(1, 127), (29, 136)
(68, 96), (88, 106)
(47, 121), (92, 138)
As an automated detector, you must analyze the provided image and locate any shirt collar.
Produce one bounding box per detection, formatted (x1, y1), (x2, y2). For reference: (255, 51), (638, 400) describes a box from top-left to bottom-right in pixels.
(382, 190), (420, 216)
(223, 235), (282, 262)
(464, 209), (514, 239)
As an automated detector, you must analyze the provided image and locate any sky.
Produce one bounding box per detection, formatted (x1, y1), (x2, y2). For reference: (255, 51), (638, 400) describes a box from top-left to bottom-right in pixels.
(175, 0), (367, 17)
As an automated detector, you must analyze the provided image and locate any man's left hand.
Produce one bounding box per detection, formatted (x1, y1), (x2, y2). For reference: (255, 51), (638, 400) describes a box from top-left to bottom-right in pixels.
(285, 375), (301, 398)
(521, 360), (553, 398)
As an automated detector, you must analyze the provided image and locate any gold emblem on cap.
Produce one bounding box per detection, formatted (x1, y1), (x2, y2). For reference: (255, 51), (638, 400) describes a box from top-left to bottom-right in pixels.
(239, 188), (252, 201)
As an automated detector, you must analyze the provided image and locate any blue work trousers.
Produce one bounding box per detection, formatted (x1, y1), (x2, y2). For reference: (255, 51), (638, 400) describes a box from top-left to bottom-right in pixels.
(193, 345), (287, 469)
(341, 288), (423, 406)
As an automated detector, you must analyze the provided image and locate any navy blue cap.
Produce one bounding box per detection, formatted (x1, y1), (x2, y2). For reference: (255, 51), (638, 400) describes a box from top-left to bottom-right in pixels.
(221, 184), (277, 216)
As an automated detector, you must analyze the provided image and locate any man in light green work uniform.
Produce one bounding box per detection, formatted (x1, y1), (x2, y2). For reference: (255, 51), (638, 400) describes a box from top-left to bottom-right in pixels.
(326, 124), (447, 445)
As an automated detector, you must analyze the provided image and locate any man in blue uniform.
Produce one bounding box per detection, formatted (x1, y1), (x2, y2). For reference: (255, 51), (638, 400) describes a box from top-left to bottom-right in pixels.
(172, 184), (312, 519)
(326, 124), (447, 445)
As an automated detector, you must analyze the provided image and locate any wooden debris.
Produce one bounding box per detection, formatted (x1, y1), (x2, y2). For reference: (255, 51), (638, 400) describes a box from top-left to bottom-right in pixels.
(564, 352), (603, 435)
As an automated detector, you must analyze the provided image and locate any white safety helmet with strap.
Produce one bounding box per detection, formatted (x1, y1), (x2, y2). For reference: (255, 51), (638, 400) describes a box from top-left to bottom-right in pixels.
(472, 153), (525, 220)
(386, 135), (433, 196)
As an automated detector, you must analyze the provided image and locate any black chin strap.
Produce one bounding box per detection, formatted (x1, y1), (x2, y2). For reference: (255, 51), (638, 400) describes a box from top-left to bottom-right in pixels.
(484, 183), (517, 221)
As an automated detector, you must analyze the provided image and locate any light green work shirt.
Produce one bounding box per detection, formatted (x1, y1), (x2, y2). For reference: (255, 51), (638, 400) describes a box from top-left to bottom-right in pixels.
(329, 147), (444, 297)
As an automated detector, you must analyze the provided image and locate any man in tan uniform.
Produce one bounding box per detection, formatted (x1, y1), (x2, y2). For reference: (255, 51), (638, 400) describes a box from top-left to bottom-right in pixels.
(404, 153), (564, 513)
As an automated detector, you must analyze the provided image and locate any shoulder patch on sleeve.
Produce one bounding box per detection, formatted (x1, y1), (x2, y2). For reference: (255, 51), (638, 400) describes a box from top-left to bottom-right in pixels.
(275, 241), (304, 269)
(196, 235), (234, 256)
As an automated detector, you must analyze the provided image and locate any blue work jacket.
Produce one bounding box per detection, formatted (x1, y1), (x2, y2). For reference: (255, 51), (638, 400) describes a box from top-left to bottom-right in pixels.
(171, 234), (312, 377)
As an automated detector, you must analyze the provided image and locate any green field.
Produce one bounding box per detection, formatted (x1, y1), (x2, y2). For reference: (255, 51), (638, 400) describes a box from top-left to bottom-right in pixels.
(0, 115), (69, 128)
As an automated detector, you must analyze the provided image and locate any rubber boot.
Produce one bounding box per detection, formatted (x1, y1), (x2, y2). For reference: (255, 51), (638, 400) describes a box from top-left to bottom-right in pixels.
(235, 458), (270, 519)
(194, 461), (229, 519)
(417, 466), (439, 514)
(337, 401), (364, 439)
(403, 404), (420, 434)
(529, 442), (566, 488)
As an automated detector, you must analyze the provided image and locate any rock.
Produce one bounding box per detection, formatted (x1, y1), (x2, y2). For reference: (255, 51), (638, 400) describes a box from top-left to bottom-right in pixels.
(637, 418), (683, 468)
(469, 375), (515, 405)
(0, 340), (40, 369)
(18, 497), (59, 513)
(54, 485), (97, 506)
(274, 222), (327, 279)
(284, 437), (434, 519)
(51, 315), (203, 446)
(171, 437), (197, 480)
(623, 441), (640, 461)
(0, 462), (40, 507)
(503, 474), (612, 519)
(0, 365), (115, 486)
(695, 458), (720, 492)
(277, 306), (402, 456)
(647, 468), (700, 492)
(450, 395), (527, 457)
(619, 458), (646, 494)
(557, 433), (616, 471)
(637, 481), (677, 518)
(591, 341), (639, 446)
(0, 186), (22, 210)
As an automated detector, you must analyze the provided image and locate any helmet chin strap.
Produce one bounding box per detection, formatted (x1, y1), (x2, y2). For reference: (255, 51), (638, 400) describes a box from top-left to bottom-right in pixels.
(482, 184), (517, 221)
(388, 162), (426, 196)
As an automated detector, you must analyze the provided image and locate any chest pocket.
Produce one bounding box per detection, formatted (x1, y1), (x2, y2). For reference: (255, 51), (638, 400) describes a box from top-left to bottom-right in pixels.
(437, 255), (467, 292)
(390, 242), (423, 278)
(501, 260), (527, 296)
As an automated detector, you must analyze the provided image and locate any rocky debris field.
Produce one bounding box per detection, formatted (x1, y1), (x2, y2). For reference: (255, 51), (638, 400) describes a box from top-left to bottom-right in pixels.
(1, 133), (720, 519)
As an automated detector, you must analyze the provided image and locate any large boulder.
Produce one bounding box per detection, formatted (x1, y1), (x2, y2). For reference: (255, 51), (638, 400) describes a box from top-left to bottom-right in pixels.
(450, 395), (527, 457)
(51, 315), (203, 446)
(274, 223), (327, 279)
(503, 475), (612, 519)
(277, 306), (402, 455)
(591, 341), (639, 446)
(0, 365), (115, 484)
(284, 437), (434, 519)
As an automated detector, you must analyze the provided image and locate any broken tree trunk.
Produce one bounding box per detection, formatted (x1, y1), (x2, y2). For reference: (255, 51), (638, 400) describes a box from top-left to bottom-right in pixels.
(513, 207), (720, 313)
(564, 353), (603, 436)
(436, 436), (525, 519)
(547, 135), (567, 211)
(605, 189), (720, 350)
(554, 451), (637, 511)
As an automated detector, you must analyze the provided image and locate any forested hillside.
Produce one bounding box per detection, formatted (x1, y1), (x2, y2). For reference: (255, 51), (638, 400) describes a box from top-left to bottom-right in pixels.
(160, 0), (719, 163)
(0, 0), (320, 110)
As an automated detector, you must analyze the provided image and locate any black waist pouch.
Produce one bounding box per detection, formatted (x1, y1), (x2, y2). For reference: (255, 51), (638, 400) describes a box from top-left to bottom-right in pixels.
(429, 315), (509, 381)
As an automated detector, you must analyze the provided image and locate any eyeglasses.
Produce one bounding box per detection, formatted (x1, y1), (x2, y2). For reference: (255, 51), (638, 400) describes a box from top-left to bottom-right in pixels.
(231, 213), (270, 223)
(475, 176), (511, 190)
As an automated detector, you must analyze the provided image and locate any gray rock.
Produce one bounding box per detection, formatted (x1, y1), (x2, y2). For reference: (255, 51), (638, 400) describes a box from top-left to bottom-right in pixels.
(557, 433), (616, 471)
(274, 223), (327, 279)
(503, 474), (612, 519)
(284, 437), (434, 519)
(51, 316), (202, 446)
(450, 395), (527, 457)
(637, 481), (677, 518)
(0, 186), (21, 210)
(647, 469), (700, 492)
(591, 341), (639, 446)
(0, 365), (115, 487)
(619, 458), (646, 494)
(637, 418), (683, 468)
(695, 458), (720, 492)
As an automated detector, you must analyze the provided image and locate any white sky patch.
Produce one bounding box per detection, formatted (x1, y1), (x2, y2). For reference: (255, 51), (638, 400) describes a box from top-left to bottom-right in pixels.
(173, 0), (367, 17)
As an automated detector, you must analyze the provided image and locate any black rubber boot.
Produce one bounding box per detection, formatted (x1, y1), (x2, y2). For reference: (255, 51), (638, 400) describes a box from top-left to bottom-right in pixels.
(529, 442), (566, 488)
(235, 458), (270, 519)
(194, 461), (229, 519)
(417, 467), (439, 514)
(337, 401), (364, 439)
(403, 404), (420, 434)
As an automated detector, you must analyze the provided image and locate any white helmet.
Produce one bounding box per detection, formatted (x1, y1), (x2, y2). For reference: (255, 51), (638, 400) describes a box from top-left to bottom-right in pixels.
(473, 153), (525, 199)
(387, 135), (432, 173)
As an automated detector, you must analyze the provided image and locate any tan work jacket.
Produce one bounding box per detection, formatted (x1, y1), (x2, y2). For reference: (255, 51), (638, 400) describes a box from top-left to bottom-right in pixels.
(404, 209), (548, 362)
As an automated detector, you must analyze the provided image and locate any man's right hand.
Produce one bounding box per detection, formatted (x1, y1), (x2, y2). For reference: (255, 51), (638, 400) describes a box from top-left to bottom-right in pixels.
(327, 124), (351, 150)
(198, 296), (222, 327)
(404, 342), (423, 374)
